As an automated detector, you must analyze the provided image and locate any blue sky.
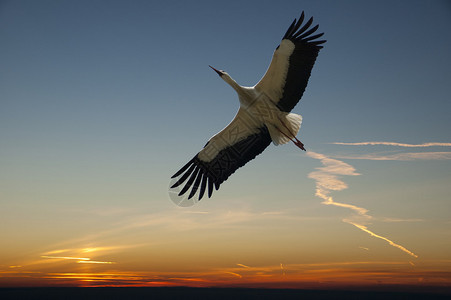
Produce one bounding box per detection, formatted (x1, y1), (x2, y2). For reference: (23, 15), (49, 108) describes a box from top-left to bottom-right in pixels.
(1, 0), (451, 288)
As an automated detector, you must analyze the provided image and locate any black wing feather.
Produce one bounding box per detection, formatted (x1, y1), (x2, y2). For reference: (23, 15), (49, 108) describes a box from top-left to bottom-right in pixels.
(171, 127), (272, 201)
(178, 167), (199, 196)
(283, 12), (304, 40)
(295, 24), (319, 39)
(170, 163), (196, 188)
(188, 170), (203, 199)
(276, 12), (326, 112)
(207, 177), (214, 198)
(198, 174), (208, 200)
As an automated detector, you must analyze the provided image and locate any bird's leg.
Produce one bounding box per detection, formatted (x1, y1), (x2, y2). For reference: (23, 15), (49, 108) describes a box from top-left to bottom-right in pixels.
(276, 116), (306, 151)
(292, 138), (306, 151)
(290, 135), (306, 151)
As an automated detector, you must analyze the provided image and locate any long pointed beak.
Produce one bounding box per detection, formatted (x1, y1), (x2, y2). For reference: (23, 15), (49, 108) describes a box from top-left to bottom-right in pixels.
(209, 65), (223, 77)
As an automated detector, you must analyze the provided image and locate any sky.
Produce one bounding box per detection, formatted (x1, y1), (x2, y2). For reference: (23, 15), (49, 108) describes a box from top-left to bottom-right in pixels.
(1, 0), (451, 290)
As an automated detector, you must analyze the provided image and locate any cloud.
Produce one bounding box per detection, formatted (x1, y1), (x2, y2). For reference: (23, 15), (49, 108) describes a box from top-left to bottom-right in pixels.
(332, 142), (451, 147)
(307, 152), (367, 217)
(41, 256), (90, 261)
(42, 246), (135, 257)
(307, 152), (360, 176)
(115, 208), (294, 234)
(345, 221), (418, 258)
(38, 246), (126, 266)
(41, 255), (115, 265)
(330, 141), (451, 161)
(334, 152), (451, 161)
(4, 259), (451, 288)
(379, 217), (424, 223)
(225, 272), (242, 278)
(20, 208), (295, 273)
(307, 151), (418, 258)
(77, 260), (115, 264)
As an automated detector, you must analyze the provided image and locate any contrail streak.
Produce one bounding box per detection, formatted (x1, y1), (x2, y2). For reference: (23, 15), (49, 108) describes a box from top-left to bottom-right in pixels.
(307, 151), (418, 258)
(320, 193), (368, 217)
(41, 255), (115, 264)
(77, 260), (115, 264)
(332, 142), (451, 147)
(346, 221), (418, 258)
(334, 152), (451, 161)
(41, 256), (90, 261)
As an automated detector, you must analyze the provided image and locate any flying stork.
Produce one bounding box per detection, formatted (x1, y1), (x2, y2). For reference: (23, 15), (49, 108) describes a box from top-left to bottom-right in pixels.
(171, 12), (326, 201)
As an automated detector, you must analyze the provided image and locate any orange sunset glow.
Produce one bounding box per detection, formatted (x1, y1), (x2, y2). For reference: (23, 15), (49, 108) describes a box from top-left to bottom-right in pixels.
(2, 207), (451, 289)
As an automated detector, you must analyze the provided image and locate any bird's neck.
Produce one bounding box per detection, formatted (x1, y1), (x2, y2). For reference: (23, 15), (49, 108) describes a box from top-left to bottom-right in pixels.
(223, 74), (245, 95)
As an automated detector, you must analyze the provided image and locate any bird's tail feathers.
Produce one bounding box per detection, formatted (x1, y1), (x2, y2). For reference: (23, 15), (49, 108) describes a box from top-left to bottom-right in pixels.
(268, 112), (302, 145)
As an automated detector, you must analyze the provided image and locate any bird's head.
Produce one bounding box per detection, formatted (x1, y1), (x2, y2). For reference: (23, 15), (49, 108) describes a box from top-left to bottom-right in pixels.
(209, 65), (226, 77)
(209, 65), (236, 89)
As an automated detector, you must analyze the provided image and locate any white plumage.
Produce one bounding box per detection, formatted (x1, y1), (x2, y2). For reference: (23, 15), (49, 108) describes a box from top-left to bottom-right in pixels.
(171, 12), (326, 201)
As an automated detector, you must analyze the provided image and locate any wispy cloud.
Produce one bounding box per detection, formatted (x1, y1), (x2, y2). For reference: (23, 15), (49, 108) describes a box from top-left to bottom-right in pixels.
(39, 247), (123, 265)
(334, 152), (451, 161)
(8, 265), (23, 269)
(40, 256), (115, 265)
(225, 272), (242, 278)
(379, 217), (424, 223)
(41, 256), (90, 261)
(345, 221), (418, 258)
(307, 151), (418, 258)
(307, 152), (367, 217)
(113, 208), (294, 234)
(332, 142), (451, 147)
(3, 260), (450, 288)
(41, 246), (135, 257)
(77, 260), (115, 264)
(331, 141), (451, 161)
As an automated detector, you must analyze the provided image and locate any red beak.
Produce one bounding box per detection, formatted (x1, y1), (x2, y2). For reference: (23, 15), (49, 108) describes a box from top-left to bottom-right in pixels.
(209, 65), (223, 77)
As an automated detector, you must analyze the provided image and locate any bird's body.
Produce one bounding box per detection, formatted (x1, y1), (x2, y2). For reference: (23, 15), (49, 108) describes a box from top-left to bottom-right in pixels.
(171, 12), (325, 202)
(197, 81), (302, 162)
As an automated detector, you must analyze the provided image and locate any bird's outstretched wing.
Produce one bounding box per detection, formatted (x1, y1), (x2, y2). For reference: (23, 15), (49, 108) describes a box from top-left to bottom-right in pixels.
(255, 11), (326, 112)
(171, 108), (271, 201)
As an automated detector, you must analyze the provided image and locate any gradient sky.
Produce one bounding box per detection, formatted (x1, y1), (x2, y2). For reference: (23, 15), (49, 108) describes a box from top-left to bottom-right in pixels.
(1, 0), (451, 289)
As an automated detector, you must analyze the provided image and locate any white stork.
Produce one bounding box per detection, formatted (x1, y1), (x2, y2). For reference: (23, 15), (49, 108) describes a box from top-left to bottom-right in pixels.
(171, 12), (326, 201)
